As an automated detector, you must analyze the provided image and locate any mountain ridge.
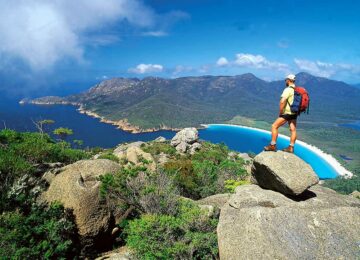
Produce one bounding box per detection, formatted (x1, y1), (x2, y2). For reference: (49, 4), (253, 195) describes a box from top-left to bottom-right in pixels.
(23, 72), (360, 133)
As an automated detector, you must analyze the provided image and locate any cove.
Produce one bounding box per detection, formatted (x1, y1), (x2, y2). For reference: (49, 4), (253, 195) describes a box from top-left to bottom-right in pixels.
(198, 124), (344, 180)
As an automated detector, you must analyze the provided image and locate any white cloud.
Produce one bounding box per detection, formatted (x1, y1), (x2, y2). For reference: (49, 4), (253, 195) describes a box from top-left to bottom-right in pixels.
(234, 53), (289, 71)
(0, 0), (185, 70)
(294, 59), (360, 78)
(216, 57), (229, 67)
(141, 31), (168, 37)
(128, 63), (164, 74)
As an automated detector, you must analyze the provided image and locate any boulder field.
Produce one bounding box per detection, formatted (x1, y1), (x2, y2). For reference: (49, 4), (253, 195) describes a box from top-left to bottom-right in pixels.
(218, 151), (360, 260)
(37, 128), (359, 259)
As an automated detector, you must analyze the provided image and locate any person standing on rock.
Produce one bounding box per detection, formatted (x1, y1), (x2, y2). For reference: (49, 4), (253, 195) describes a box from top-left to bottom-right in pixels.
(264, 74), (298, 153)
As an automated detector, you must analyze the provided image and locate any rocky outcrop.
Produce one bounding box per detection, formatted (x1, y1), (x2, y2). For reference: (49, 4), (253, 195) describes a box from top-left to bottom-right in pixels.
(95, 246), (133, 260)
(113, 142), (156, 171)
(195, 193), (231, 209)
(252, 151), (319, 196)
(170, 128), (202, 154)
(154, 136), (166, 143)
(40, 159), (122, 254)
(217, 184), (360, 260)
(350, 190), (360, 199)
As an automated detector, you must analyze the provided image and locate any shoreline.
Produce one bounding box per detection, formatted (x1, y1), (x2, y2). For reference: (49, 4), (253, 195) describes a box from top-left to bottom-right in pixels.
(205, 123), (353, 178)
(21, 100), (184, 133)
(77, 105), (183, 134)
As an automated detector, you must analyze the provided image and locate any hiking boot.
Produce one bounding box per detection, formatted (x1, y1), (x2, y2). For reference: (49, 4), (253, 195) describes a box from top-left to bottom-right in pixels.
(264, 144), (277, 152)
(282, 146), (294, 153)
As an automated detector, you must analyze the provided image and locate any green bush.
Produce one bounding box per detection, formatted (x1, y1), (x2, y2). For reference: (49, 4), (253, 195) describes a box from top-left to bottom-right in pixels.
(100, 166), (179, 215)
(142, 142), (177, 156)
(0, 129), (89, 164)
(97, 152), (120, 163)
(323, 174), (360, 195)
(0, 202), (79, 259)
(125, 200), (218, 260)
(163, 142), (248, 199)
(224, 179), (250, 193)
(0, 129), (90, 212)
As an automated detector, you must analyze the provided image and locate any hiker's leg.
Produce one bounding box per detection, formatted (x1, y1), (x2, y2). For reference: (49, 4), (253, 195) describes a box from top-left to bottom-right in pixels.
(289, 120), (297, 145)
(271, 117), (287, 143)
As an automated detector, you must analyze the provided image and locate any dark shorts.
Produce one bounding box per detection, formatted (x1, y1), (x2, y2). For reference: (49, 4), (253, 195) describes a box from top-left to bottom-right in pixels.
(280, 114), (297, 121)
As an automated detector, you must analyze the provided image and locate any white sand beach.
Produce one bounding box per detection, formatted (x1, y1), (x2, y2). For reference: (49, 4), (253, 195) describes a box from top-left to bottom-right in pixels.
(203, 123), (353, 178)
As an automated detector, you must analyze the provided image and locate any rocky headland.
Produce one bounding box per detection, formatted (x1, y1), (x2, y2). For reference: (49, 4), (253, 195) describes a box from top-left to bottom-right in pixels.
(16, 128), (358, 259)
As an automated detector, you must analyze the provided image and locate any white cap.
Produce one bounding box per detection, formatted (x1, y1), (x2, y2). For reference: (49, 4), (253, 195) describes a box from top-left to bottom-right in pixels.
(285, 74), (296, 81)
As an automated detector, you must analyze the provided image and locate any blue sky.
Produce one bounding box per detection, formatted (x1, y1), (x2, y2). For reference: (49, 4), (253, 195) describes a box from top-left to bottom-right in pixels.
(0, 0), (360, 95)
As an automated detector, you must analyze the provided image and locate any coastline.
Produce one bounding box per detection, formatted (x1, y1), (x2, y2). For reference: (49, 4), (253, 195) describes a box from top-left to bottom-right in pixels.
(205, 123), (353, 179)
(22, 99), (205, 133)
(77, 105), (183, 134)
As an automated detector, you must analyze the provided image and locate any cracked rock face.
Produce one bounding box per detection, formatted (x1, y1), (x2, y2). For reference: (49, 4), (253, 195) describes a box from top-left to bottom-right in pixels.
(170, 127), (198, 147)
(217, 184), (360, 260)
(171, 128), (201, 154)
(40, 159), (122, 254)
(252, 151), (319, 196)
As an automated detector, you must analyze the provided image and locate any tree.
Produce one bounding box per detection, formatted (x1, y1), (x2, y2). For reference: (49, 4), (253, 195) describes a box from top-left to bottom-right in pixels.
(53, 127), (73, 141)
(32, 119), (55, 136)
(73, 139), (84, 149)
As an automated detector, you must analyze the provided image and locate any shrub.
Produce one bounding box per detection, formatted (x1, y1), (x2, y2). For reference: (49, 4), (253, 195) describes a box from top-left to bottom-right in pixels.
(97, 152), (120, 163)
(323, 174), (360, 195)
(0, 202), (79, 259)
(163, 142), (248, 199)
(142, 142), (177, 156)
(224, 179), (250, 193)
(0, 129), (89, 212)
(0, 130), (89, 165)
(100, 166), (179, 215)
(125, 200), (218, 260)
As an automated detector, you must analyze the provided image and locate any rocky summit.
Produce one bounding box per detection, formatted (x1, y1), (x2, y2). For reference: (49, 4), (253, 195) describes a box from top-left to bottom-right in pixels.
(252, 151), (319, 196)
(217, 184), (360, 260)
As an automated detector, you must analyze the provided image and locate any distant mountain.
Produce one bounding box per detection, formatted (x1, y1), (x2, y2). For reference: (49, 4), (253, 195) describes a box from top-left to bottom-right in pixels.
(27, 72), (360, 132)
(352, 83), (360, 89)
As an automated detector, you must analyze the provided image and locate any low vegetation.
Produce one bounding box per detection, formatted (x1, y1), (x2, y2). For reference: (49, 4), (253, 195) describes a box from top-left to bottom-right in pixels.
(323, 173), (360, 195)
(0, 129), (90, 259)
(100, 141), (249, 259)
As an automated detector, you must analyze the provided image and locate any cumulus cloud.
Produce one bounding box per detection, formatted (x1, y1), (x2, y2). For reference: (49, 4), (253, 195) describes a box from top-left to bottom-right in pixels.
(0, 0), (186, 70)
(234, 53), (289, 72)
(294, 58), (360, 78)
(216, 57), (229, 67)
(128, 63), (164, 74)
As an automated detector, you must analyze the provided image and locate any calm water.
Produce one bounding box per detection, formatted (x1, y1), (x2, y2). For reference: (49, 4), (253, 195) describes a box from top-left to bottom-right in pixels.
(0, 97), (340, 179)
(339, 121), (360, 131)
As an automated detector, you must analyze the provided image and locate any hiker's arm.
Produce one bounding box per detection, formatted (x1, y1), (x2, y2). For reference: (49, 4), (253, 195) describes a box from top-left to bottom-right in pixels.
(279, 97), (287, 115)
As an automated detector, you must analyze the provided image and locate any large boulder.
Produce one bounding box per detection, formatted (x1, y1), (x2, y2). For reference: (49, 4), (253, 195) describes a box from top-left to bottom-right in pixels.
(170, 128), (201, 154)
(217, 184), (360, 260)
(113, 141), (145, 155)
(114, 143), (156, 171)
(170, 127), (199, 146)
(252, 151), (319, 196)
(195, 193), (231, 209)
(40, 159), (122, 254)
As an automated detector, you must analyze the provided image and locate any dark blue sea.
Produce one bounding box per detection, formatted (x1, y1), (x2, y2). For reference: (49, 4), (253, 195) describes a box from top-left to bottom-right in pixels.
(0, 96), (348, 179)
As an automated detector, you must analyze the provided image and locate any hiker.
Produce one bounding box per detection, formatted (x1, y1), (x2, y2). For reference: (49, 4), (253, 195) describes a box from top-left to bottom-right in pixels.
(264, 74), (298, 153)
